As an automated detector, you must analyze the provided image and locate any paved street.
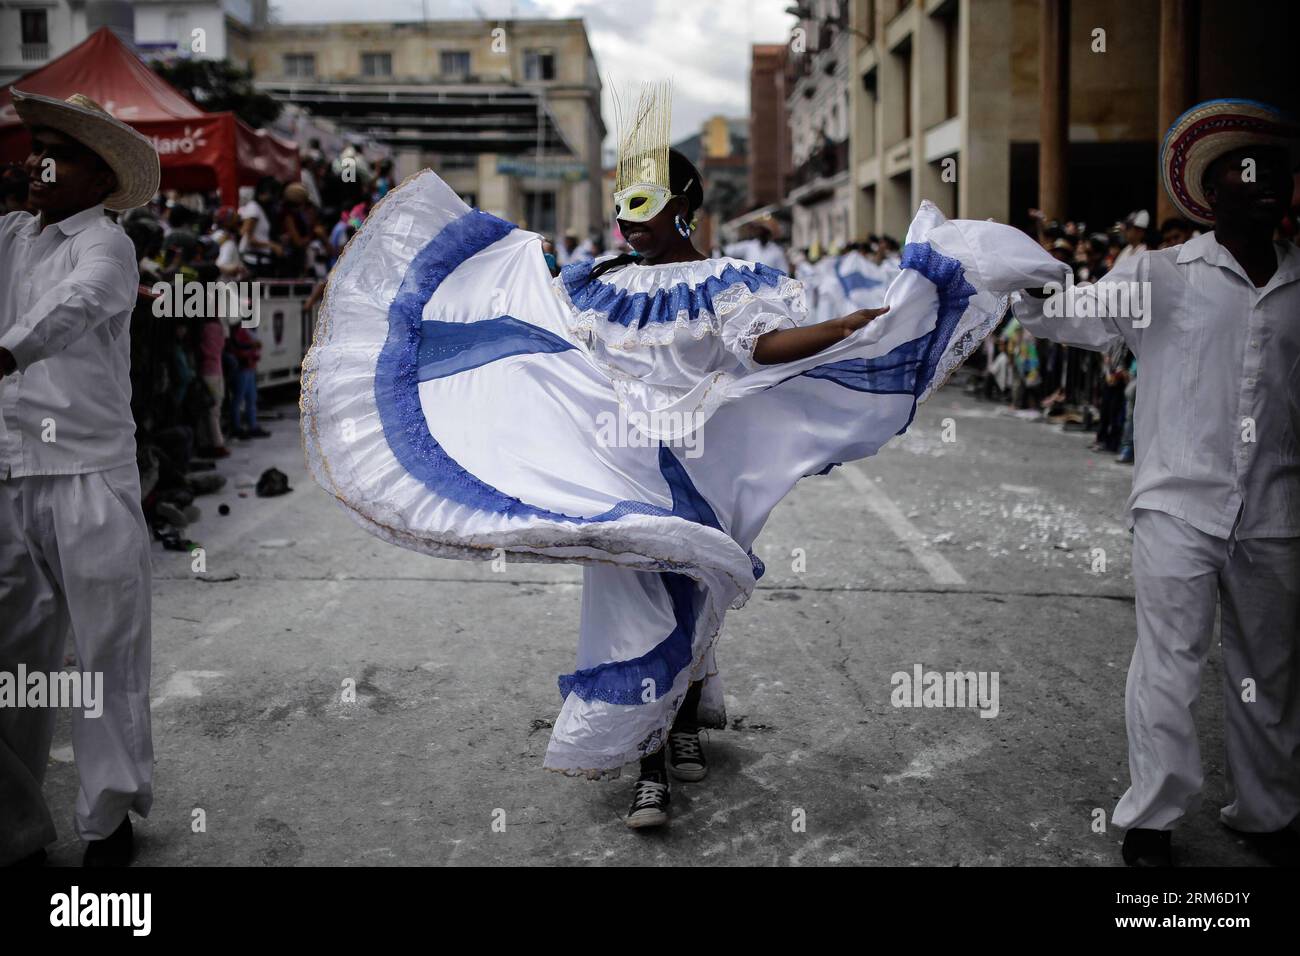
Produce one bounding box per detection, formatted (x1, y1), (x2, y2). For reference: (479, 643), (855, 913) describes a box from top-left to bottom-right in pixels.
(40, 381), (1265, 866)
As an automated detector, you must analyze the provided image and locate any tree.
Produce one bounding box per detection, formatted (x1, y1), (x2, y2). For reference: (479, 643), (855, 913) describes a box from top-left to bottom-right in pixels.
(151, 58), (282, 129)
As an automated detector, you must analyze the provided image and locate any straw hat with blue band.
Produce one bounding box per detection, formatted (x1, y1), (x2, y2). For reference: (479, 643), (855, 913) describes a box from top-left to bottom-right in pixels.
(1160, 98), (1300, 226)
(10, 87), (161, 211)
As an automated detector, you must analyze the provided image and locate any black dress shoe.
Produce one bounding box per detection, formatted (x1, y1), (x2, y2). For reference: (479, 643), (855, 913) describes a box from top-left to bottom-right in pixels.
(83, 817), (134, 868)
(1122, 827), (1173, 867)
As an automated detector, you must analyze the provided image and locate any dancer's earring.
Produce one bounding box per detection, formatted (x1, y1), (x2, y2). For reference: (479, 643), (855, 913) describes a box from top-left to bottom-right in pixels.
(674, 214), (692, 238)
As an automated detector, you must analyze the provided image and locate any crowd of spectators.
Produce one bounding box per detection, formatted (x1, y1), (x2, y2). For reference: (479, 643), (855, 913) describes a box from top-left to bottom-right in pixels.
(1, 140), (391, 544)
(971, 208), (1219, 465)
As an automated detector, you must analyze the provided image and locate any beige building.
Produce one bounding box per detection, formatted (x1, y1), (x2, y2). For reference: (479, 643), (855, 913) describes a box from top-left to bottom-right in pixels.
(831, 0), (1298, 244)
(846, 0), (963, 242)
(847, 0), (1164, 238)
(249, 18), (605, 238)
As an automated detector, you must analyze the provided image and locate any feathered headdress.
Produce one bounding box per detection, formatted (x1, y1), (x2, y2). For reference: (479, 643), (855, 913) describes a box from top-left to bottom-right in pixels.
(613, 80), (674, 193)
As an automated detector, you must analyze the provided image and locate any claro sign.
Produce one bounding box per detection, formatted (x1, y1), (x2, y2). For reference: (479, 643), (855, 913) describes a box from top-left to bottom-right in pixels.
(148, 124), (210, 155)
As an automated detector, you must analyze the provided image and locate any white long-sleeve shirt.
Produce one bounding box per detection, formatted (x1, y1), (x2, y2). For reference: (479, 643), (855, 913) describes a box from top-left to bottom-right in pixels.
(1012, 231), (1300, 539)
(0, 205), (139, 477)
(724, 238), (790, 276)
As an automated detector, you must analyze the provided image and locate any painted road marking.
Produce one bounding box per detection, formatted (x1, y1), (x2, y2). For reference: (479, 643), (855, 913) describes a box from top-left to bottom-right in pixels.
(840, 465), (967, 587)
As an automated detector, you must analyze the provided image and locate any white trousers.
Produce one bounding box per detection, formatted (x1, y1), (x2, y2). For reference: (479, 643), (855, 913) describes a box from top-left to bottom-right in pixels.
(0, 464), (153, 857)
(1113, 509), (1300, 832)
(544, 564), (728, 775)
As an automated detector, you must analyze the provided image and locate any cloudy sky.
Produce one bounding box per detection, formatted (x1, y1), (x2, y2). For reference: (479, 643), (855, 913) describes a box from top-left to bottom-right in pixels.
(271, 0), (796, 151)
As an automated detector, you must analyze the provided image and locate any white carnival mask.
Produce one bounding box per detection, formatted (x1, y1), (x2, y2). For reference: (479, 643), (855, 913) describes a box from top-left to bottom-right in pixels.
(613, 177), (693, 224)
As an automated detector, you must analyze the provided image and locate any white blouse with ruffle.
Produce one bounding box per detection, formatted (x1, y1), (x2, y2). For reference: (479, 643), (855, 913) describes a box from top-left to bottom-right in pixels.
(551, 255), (808, 438)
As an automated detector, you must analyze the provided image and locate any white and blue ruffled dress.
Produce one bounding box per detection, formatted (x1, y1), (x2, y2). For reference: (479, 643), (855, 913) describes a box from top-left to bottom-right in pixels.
(301, 169), (1061, 778)
(811, 250), (899, 322)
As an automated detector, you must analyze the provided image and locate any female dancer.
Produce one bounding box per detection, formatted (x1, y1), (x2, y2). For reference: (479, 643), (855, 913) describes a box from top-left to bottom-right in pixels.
(301, 83), (1061, 827)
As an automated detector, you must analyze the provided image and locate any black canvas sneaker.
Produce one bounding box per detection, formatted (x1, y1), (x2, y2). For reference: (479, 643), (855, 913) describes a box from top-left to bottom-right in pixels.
(626, 772), (671, 829)
(667, 729), (707, 782)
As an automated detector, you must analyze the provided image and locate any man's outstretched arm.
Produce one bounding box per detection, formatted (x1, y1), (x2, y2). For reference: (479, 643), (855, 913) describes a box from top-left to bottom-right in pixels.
(1012, 253), (1147, 355)
(0, 228), (137, 379)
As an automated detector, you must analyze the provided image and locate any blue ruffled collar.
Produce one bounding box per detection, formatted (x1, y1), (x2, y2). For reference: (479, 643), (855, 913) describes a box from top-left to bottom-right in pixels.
(559, 256), (791, 332)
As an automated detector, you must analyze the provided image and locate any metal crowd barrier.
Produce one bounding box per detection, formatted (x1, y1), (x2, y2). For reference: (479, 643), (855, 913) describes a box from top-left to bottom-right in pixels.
(252, 279), (319, 390)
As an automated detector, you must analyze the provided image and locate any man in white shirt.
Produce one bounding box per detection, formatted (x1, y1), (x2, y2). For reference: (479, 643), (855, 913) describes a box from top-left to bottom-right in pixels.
(1013, 99), (1300, 867)
(791, 247), (821, 318)
(0, 89), (160, 867)
(555, 230), (595, 267)
(213, 206), (245, 281)
(724, 223), (790, 275)
(1113, 208), (1150, 267)
(238, 177), (281, 276)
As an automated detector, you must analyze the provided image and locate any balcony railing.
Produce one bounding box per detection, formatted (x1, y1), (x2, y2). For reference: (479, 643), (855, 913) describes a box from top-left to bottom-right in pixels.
(21, 42), (50, 61)
(788, 138), (849, 191)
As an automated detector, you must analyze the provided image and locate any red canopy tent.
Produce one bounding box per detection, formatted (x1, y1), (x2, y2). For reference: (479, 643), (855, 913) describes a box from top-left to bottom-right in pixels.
(0, 27), (298, 206)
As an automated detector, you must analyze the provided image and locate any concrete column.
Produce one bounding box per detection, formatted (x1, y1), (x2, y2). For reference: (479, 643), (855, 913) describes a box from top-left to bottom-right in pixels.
(393, 149), (423, 182)
(913, 7), (940, 219)
(959, 0), (1012, 221)
(848, 5), (874, 240)
(878, 25), (912, 241)
(1038, 0), (1069, 221)
(1157, 0), (1196, 224)
(477, 153), (512, 222)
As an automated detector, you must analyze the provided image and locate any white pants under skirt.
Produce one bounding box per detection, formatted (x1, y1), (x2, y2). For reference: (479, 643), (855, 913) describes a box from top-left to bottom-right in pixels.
(1113, 508), (1300, 832)
(543, 563), (728, 777)
(0, 464), (153, 860)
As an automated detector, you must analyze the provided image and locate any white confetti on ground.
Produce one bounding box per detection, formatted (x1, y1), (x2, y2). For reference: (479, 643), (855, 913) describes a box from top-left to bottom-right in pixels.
(152, 670), (225, 707)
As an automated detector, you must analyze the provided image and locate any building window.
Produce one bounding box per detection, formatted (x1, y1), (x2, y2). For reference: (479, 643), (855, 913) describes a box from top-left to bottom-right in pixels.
(523, 49), (556, 81)
(523, 190), (557, 235)
(894, 41), (912, 140)
(361, 52), (393, 77)
(284, 53), (316, 78)
(20, 8), (49, 60)
(21, 8), (48, 42)
(438, 154), (476, 170)
(167, 11), (187, 47)
(441, 50), (471, 77)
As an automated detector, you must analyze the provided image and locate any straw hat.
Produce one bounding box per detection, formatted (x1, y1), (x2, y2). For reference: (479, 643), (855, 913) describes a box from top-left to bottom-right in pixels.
(1160, 98), (1300, 226)
(11, 87), (161, 211)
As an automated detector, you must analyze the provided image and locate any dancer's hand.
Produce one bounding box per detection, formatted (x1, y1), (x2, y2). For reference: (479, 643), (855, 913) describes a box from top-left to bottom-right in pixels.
(751, 307), (889, 365)
(840, 306), (890, 334)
